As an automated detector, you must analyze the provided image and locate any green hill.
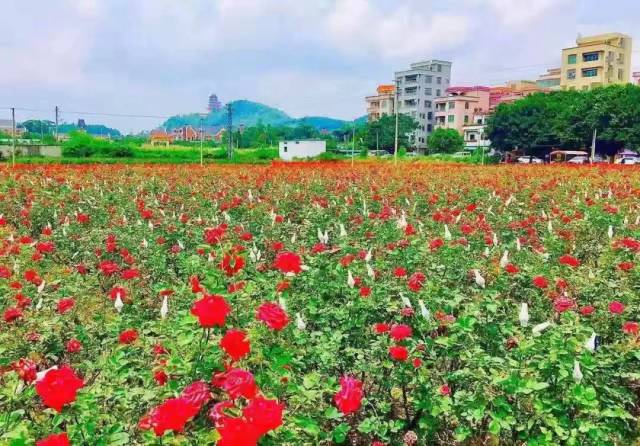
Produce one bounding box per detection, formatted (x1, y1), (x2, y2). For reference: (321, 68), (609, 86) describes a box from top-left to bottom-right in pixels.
(161, 100), (359, 132)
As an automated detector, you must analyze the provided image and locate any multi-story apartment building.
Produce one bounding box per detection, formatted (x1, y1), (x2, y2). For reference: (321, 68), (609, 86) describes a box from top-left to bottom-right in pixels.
(537, 68), (561, 90)
(365, 85), (395, 121)
(394, 60), (452, 149)
(560, 33), (632, 91)
(434, 86), (491, 134)
(633, 72), (640, 85)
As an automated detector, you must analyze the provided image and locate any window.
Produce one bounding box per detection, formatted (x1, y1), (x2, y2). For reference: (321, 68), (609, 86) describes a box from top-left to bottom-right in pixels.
(477, 118), (483, 125)
(425, 88), (432, 95)
(427, 124), (433, 132)
(425, 101), (432, 108)
(583, 52), (599, 62)
(447, 115), (454, 123)
(618, 53), (625, 64)
(437, 64), (442, 72)
(618, 68), (624, 81)
(425, 76), (433, 83)
(427, 112), (433, 120)
(469, 134), (476, 141)
(436, 89), (441, 96)
(567, 54), (577, 64)
(437, 77), (442, 84)
(582, 68), (598, 78)
(567, 69), (576, 80)
(465, 102), (469, 110)
(464, 115), (469, 123)
(283, 145), (288, 153)
(448, 102), (455, 110)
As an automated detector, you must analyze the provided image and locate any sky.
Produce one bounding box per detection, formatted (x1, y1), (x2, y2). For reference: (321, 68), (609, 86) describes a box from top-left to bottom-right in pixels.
(2, 0), (639, 133)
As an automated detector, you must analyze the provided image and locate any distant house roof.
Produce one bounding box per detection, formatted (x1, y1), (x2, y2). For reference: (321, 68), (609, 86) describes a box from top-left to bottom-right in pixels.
(150, 129), (174, 141)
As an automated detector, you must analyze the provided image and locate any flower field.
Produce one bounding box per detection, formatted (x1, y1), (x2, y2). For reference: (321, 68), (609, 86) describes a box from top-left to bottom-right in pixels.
(1, 162), (639, 446)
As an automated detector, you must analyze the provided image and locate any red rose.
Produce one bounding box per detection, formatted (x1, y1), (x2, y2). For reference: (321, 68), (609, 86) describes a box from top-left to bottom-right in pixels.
(217, 368), (258, 400)
(190, 294), (231, 328)
(3, 307), (23, 323)
(553, 296), (575, 313)
(532, 276), (549, 289)
(609, 301), (625, 315)
(559, 254), (580, 268)
(66, 339), (82, 353)
(180, 381), (211, 409)
(139, 397), (200, 436)
(334, 376), (363, 415)
(36, 433), (70, 446)
(243, 396), (285, 435)
(256, 302), (289, 331)
(216, 417), (261, 446)
(13, 358), (37, 383)
(273, 251), (302, 275)
(407, 272), (425, 292)
(56, 298), (75, 314)
(119, 329), (138, 344)
(35, 366), (84, 412)
(623, 321), (638, 335)
(220, 329), (251, 361)
(389, 345), (409, 361)
(389, 324), (412, 341)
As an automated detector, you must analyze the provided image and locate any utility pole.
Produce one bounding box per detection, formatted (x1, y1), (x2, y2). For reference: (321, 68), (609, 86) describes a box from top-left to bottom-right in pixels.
(226, 104), (233, 160)
(11, 107), (16, 167)
(590, 128), (597, 163)
(351, 123), (355, 167)
(376, 129), (379, 152)
(54, 106), (59, 142)
(394, 79), (399, 166)
(200, 116), (204, 166)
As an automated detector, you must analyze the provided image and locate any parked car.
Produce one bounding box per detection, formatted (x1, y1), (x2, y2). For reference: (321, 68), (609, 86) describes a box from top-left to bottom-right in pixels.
(405, 151), (420, 157)
(452, 151), (471, 158)
(567, 156), (589, 164)
(617, 157), (639, 165)
(516, 156), (543, 164)
(369, 149), (391, 158)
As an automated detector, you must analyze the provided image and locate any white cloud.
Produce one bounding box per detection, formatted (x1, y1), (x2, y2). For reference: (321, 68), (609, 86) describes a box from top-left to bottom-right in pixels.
(487, 0), (575, 28)
(326, 0), (471, 59)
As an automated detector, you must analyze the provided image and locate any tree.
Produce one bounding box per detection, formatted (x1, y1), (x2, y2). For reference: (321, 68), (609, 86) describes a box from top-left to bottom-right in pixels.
(427, 128), (464, 153)
(364, 114), (419, 151)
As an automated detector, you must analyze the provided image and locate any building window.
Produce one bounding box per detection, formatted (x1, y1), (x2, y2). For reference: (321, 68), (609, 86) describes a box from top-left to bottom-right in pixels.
(464, 115), (469, 123)
(425, 76), (432, 83)
(437, 77), (442, 84)
(567, 54), (577, 64)
(465, 102), (469, 110)
(436, 89), (441, 96)
(283, 146), (288, 152)
(583, 52), (599, 62)
(618, 53), (625, 64)
(567, 69), (576, 80)
(437, 64), (442, 72)
(425, 88), (432, 95)
(427, 112), (433, 120)
(425, 101), (431, 108)
(448, 102), (455, 110)
(427, 124), (433, 132)
(447, 115), (454, 123)
(582, 68), (598, 78)
(618, 68), (624, 81)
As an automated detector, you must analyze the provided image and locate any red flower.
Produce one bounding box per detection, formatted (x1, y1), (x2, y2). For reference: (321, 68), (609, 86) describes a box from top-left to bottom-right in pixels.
(216, 368), (258, 400)
(216, 417), (261, 446)
(334, 376), (363, 415)
(66, 339), (82, 353)
(3, 307), (23, 323)
(389, 345), (409, 361)
(274, 251), (302, 274)
(204, 224), (227, 245)
(374, 323), (391, 334)
(139, 397), (200, 437)
(119, 329), (139, 344)
(121, 268), (140, 280)
(532, 276), (549, 289)
(389, 324), (412, 341)
(412, 358), (422, 368)
(359, 287), (372, 297)
(243, 396), (285, 435)
(609, 301), (625, 315)
(393, 267), (407, 278)
(429, 238), (444, 251)
(56, 298), (75, 314)
(623, 321), (639, 335)
(190, 294), (231, 328)
(439, 384), (451, 396)
(181, 381), (212, 409)
(504, 263), (519, 274)
(559, 255), (580, 268)
(580, 306), (595, 316)
(407, 272), (425, 292)
(553, 296), (575, 313)
(256, 302), (289, 331)
(154, 370), (168, 386)
(35, 366), (84, 412)
(13, 358), (37, 383)
(219, 253), (245, 277)
(220, 329), (251, 361)
(618, 262), (634, 271)
(99, 260), (120, 276)
(36, 433), (70, 446)
(108, 286), (127, 301)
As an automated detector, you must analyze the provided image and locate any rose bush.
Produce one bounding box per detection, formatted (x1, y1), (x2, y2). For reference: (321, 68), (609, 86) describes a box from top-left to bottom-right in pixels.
(0, 162), (639, 445)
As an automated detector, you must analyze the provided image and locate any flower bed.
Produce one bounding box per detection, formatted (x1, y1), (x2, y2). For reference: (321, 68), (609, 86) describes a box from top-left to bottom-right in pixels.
(0, 162), (639, 445)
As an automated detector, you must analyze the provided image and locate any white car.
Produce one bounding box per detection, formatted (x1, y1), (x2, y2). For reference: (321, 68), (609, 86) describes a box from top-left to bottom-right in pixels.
(567, 156), (589, 164)
(516, 156), (543, 164)
(618, 157), (639, 165)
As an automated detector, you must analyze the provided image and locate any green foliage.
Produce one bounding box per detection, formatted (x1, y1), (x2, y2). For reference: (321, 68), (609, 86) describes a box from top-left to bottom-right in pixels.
(364, 114), (419, 150)
(427, 128), (465, 153)
(62, 131), (134, 158)
(487, 85), (640, 155)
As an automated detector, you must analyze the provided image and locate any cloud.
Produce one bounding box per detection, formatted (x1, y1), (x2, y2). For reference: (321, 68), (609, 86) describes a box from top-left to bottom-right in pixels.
(326, 0), (471, 59)
(487, 0), (575, 28)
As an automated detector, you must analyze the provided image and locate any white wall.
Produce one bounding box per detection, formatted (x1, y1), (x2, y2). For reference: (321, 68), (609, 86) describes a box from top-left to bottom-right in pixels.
(279, 140), (326, 161)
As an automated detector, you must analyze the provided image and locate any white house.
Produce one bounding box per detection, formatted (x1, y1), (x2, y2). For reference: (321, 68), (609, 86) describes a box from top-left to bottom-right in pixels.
(279, 140), (326, 161)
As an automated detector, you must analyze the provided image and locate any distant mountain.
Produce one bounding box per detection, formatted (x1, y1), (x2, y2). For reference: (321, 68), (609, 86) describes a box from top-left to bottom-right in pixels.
(161, 100), (360, 132)
(58, 123), (121, 137)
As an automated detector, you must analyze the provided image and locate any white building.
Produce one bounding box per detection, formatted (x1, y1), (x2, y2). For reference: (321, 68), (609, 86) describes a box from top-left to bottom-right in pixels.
(463, 113), (491, 151)
(279, 140), (326, 161)
(395, 60), (452, 150)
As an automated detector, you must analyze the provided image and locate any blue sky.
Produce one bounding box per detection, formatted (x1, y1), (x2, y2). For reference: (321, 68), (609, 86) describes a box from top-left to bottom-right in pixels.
(2, 0), (639, 132)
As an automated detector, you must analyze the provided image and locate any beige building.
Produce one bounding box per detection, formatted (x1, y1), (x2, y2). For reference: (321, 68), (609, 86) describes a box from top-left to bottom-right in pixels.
(560, 33), (632, 91)
(537, 68), (561, 90)
(434, 86), (491, 134)
(365, 85), (395, 121)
